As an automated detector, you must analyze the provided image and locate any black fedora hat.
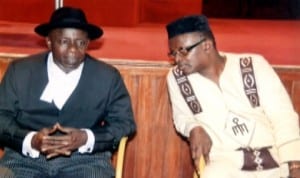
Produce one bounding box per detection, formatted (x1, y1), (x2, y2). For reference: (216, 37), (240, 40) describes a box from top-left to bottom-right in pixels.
(35, 6), (103, 40)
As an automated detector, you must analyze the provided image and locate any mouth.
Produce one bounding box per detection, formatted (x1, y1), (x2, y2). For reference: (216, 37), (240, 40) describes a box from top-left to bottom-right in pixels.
(178, 63), (188, 71)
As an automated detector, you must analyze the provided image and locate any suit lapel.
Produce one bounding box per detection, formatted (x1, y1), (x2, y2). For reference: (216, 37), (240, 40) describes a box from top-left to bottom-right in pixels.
(30, 54), (49, 98)
(61, 56), (93, 110)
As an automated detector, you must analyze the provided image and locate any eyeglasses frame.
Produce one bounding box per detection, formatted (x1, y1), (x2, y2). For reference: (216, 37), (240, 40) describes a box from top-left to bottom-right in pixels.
(168, 38), (207, 59)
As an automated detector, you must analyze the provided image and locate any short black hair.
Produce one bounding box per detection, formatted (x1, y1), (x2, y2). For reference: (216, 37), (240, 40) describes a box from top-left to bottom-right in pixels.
(166, 15), (216, 47)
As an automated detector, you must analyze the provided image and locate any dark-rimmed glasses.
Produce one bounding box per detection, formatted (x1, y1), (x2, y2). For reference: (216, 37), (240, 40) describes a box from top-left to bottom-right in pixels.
(168, 38), (206, 59)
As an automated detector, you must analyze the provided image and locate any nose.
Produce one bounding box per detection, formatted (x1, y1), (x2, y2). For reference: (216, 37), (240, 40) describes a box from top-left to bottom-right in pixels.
(174, 53), (185, 64)
(67, 42), (78, 52)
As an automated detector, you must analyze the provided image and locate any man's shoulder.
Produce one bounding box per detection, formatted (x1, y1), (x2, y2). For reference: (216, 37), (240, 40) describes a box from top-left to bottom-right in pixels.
(12, 52), (48, 65)
(222, 52), (268, 66)
(8, 52), (47, 71)
(222, 52), (265, 59)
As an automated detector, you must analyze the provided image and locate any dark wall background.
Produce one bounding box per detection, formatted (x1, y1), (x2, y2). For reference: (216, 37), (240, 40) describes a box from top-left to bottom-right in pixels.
(0, 0), (202, 26)
(0, 0), (298, 27)
(203, 0), (300, 19)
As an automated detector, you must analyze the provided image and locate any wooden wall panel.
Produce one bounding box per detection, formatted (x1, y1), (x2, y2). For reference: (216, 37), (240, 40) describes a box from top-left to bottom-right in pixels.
(0, 56), (300, 178)
(276, 68), (300, 122)
(116, 63), (194, 178)
(0, 60), (8, 81)
(293, 81), (300, 125)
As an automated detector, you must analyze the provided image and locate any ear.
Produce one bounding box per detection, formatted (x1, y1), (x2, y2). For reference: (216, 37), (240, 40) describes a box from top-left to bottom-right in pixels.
(45, 37), (51, 49)
(85, 39), (90, 49)
(203, 40), (212, 52)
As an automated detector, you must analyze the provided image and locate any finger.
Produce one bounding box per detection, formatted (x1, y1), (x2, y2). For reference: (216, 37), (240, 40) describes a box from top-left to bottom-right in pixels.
(53, 122), (61, 128)
(40, 127), (55, 135)
(41, 144), (68, 153)
(193, 152), (201, 170)
(59, 149), (71, 156)
(50, 123), (72, 135)
(47, 124), (61, 135)
(46, 149), (71, 159)
(204, 154), (210, 164)
(44, 134), (72, 142)
(46, 152), (60, 159)
(44, 135), (70, 140)
(190, 146), (197, 161)
(192, 146), (203, 171)
(42, 139), (69, 147)
(205, 146), (210, 163)
(56, 124), (74, 134)
(52, 148), (71, 155)
(194, 158), (199, 172)
(202, 145), (211, 163)
(55, 123), (64, 131)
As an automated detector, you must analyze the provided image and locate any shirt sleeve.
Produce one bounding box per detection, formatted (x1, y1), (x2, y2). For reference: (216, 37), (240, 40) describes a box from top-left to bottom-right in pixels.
(253, 55), (300, 162)
(166, 69), (216, 139)
(22, 129), (95, 158)
(22, 131), (40, 158)
(78, 129), (95, 153)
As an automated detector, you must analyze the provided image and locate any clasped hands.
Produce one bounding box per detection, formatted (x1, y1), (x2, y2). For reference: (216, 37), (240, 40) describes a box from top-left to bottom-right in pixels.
(31, 123), (87, 159)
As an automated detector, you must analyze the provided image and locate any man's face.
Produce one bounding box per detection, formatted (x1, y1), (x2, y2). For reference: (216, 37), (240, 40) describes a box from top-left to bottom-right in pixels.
(46, 28), (90, 73)
(168, 32), (209, 75)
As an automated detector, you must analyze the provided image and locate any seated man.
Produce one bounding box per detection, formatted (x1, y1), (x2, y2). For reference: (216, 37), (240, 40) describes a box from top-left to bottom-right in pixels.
(165, 15), (300, 178)
(0, 7), (136, 178)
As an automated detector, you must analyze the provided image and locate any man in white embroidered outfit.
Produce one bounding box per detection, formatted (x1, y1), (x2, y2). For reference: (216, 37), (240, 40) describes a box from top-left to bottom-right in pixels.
(0, 7), (136, 178)
(165, 15), (300, 178)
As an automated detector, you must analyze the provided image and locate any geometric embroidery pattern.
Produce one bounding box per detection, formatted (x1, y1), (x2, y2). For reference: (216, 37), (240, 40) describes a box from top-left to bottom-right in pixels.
(172, 67), (202, 114)
(240, 57), (260, 107)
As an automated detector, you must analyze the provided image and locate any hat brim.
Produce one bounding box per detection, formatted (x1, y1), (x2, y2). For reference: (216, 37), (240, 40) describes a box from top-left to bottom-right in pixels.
(34, 22), (103, 40)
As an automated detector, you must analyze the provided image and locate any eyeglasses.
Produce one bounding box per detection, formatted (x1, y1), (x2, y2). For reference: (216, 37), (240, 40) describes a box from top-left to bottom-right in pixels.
(168, 38), (206, 59)
(55, 38), (89, 49)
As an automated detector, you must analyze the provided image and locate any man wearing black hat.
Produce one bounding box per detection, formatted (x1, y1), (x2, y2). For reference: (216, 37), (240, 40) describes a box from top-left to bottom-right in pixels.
(166, 15), (300, 178)
(0, 7), (136, 178)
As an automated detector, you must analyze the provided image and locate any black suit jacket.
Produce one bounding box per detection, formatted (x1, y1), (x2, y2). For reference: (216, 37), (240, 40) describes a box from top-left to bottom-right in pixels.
(0, 52), (136, 153)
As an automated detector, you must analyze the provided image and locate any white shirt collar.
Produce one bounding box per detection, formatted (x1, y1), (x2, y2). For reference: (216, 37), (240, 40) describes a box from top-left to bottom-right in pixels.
(40, 52), (84, 109)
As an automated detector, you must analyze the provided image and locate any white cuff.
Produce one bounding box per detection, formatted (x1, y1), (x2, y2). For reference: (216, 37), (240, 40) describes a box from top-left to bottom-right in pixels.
(78, 129), (95, 153)
(22, 131), (40, 158)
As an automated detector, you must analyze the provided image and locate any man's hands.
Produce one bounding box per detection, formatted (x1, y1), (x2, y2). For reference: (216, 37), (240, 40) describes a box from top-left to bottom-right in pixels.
(289, 161), (300, 178)
(31, 123), (87, 159)
(290, 169), (300, 178)
(189, 126), (212, 172)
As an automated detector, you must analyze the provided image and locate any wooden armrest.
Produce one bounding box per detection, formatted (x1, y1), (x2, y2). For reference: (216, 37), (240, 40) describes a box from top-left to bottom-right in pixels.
(193, 155), (205, 178)
(115, 136), (128, 178)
